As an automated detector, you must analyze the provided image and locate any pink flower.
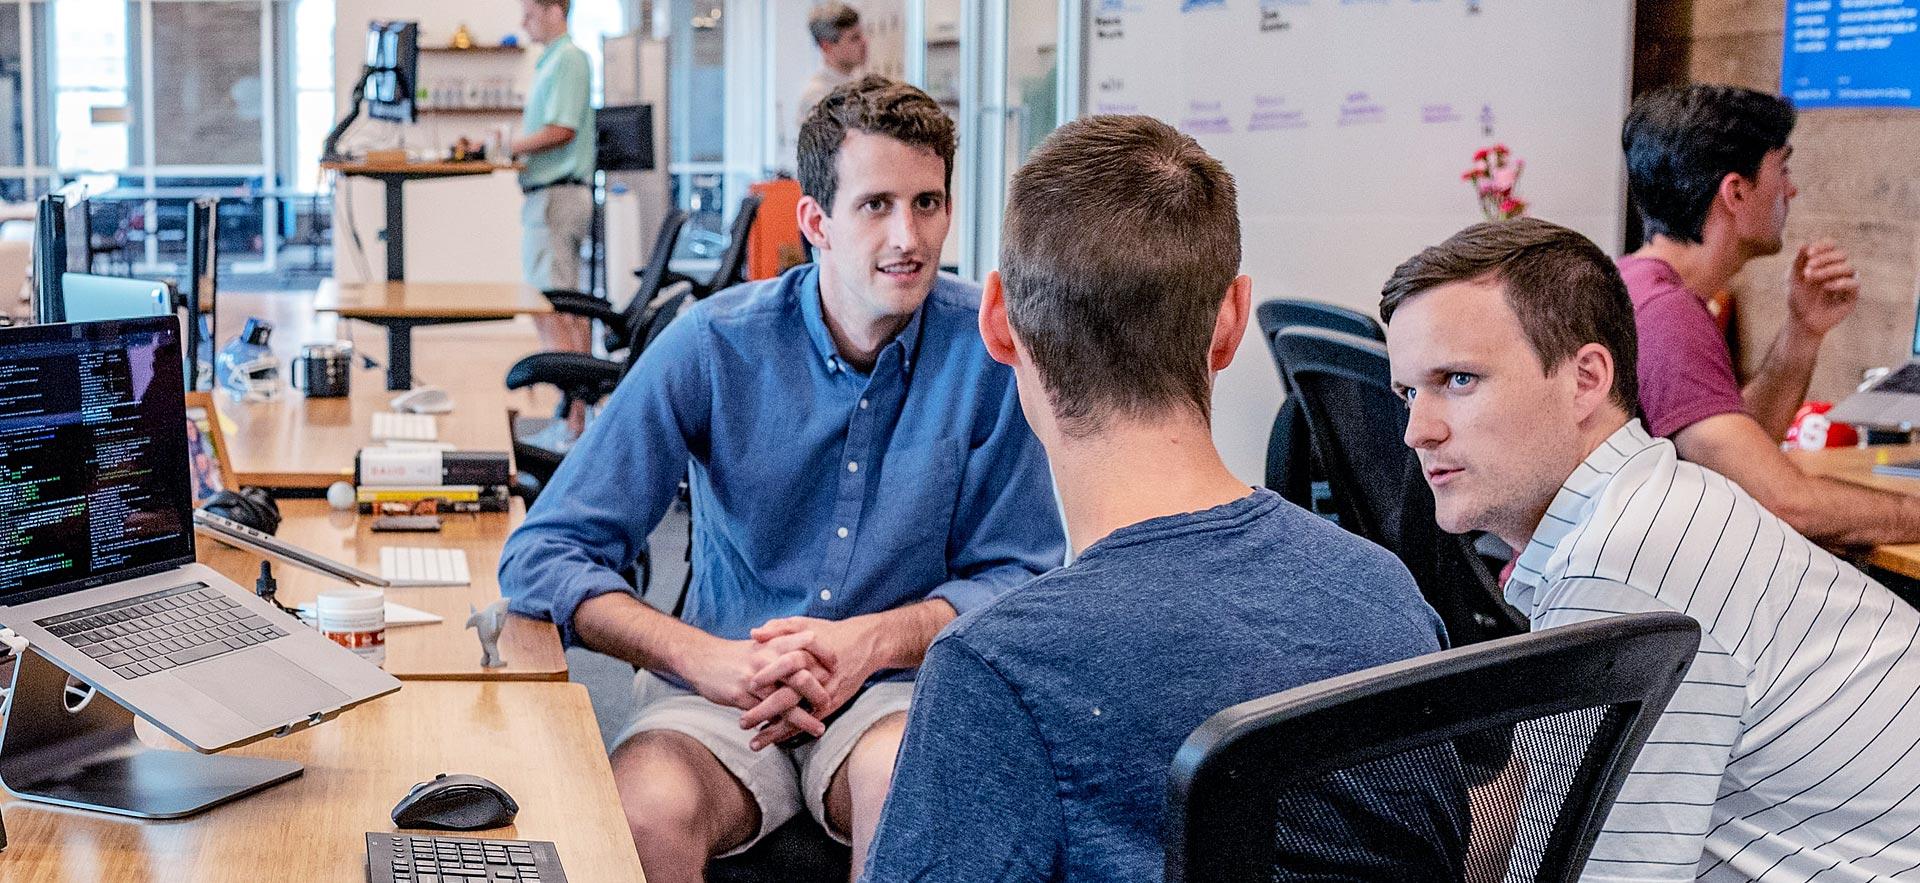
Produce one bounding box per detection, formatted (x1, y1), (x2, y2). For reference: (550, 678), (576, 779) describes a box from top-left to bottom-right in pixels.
(1472, 148), (1490, 161)
(1491, 159), (1523, 192)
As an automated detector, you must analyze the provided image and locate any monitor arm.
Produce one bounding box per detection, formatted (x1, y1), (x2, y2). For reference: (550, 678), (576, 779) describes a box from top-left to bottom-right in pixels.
(321, 66), (377, 162)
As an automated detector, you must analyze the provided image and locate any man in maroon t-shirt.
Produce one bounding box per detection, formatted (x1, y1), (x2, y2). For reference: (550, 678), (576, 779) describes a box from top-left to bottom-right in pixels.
(1620, 84), (1920, 545)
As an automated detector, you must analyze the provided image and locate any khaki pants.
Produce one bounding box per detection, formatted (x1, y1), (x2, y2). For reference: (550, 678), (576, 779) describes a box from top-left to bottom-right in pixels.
(520, 184), (592, 291)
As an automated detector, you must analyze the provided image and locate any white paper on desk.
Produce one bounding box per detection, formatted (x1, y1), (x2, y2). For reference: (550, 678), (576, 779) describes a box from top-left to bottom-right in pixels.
(385, 601), (443, 627)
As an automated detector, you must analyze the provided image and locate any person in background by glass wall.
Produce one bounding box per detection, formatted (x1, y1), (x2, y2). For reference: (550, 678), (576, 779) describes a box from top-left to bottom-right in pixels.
(798, 4), (868, 131)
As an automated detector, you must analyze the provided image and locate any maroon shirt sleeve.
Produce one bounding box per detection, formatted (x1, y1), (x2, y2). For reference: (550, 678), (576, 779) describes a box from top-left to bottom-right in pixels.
(1624, 262), (1749, 439)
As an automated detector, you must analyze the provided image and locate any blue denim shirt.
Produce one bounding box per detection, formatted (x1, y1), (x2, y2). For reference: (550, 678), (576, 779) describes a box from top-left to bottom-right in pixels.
(499, 265), (1065, 654)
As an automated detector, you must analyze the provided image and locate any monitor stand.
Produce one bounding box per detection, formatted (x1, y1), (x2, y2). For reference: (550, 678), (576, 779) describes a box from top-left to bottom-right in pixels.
(0, 648), (301, 819)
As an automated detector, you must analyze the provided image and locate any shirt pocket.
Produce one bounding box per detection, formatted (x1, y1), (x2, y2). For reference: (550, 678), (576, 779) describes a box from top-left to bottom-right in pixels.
(876, 435), (965, 566)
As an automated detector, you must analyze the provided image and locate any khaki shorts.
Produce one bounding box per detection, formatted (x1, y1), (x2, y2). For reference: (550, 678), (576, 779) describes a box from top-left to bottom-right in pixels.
(521, 184), (591, 290)
(614, 671), (914, 856)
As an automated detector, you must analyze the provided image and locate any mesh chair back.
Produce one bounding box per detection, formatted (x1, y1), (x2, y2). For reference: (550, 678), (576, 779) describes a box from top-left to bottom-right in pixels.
(704, 194), (762, 298)
(1257, 299), (1384, 508)
(1166, 611), (1701, 883)
(614, 209), (690, 350)
(1273, 326), (1527, 645)
(1257, 299), (1385, 348)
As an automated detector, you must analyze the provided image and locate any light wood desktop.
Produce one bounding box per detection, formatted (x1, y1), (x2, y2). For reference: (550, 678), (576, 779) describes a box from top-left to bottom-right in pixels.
(1789, 443), (1920, 581)
(315, 279), (553, 389)
(196, 499), (567, 682)
(0, 681), (647, 882)
(216, 377), (515, 490)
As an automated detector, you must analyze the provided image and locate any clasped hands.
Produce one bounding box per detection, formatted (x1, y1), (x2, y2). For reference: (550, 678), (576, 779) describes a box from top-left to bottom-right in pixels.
(683, 615), (881, 751)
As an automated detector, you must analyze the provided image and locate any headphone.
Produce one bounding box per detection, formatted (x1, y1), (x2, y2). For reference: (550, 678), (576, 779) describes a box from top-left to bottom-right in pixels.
(200, 486), (282, 535)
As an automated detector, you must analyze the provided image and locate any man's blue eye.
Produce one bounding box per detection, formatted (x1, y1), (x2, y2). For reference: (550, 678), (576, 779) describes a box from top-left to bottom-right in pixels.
(1448, 373), (1475, 388)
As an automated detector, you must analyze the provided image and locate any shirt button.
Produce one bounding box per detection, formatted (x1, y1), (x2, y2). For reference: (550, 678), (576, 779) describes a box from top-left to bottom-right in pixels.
(837, 527), (849, 538)
(847, 461), (859, 473)
(820, 588), (833, 601)
(859, 398), (869, 410)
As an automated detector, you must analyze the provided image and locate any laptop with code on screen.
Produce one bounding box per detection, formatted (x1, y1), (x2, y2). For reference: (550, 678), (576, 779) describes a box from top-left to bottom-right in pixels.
(0, 317), (398, 756)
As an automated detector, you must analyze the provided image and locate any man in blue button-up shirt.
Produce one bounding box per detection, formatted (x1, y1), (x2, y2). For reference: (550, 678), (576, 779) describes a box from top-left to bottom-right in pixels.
(498, 76), (1064, 882)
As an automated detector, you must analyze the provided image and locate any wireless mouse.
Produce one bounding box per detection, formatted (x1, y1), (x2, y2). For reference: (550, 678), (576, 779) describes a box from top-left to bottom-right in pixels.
(391, 773), (519, 831)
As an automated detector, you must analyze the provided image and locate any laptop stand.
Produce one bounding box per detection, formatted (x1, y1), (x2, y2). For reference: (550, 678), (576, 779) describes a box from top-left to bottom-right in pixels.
(0, 647), (301, 819)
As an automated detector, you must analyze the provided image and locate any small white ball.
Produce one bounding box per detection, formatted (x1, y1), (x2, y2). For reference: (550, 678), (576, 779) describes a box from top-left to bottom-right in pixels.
(326, 481), (356, 511)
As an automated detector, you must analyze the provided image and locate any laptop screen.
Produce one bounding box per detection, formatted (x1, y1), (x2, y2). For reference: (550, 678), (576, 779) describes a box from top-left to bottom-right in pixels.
(0, 317), (195, 606)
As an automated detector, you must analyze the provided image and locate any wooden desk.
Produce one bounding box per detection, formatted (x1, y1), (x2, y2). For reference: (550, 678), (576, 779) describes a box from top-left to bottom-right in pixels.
(1790, 443), (1920, 579)
(217, 379), (514, 491)
(315, 280), (552, 390)
(0, 681), (646, 882)
(320, 159), (512, 284)
(212, 294), (527, 489)
(197, 499), (567, 682)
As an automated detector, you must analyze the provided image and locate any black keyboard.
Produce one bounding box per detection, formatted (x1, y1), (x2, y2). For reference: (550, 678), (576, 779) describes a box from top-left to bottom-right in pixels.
(367, 833), (566, 883)
(36, 582), (288, 680)
(1878, 363), (1920, 395)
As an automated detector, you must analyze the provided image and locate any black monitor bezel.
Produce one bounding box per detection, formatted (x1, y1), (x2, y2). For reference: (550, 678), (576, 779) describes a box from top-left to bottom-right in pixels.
(0, 316), (198, 609)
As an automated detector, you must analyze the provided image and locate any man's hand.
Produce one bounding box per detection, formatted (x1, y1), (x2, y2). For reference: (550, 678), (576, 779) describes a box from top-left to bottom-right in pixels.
(1787, 239), (1860, 337)
(672, 629), (836, 714)
(739, 615), (891, 750)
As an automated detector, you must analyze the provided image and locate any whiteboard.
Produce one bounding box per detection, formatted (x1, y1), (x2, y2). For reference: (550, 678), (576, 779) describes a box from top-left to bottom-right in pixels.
(1083, 0), (1635, 483)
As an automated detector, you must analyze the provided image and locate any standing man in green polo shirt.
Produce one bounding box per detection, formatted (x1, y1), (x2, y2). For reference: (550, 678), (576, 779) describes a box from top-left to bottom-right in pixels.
(512, 0), (595, 359)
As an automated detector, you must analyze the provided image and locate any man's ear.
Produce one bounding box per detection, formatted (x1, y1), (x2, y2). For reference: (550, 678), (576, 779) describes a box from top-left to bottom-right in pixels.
(1716, 170), (1753, 216)
(1209, 275), (1254, 372)
(979, 271), (1020, 368)
(798, 195), (830, 252)
(1569, 342), (1619, 421)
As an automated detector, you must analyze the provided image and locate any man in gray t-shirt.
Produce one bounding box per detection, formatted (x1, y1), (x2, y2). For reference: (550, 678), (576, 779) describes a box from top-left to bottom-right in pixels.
(861, 116), (1466, 881)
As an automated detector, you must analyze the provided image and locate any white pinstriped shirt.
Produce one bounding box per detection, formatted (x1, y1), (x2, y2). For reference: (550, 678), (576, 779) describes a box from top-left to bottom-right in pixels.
(1508, 420), (1920, 882)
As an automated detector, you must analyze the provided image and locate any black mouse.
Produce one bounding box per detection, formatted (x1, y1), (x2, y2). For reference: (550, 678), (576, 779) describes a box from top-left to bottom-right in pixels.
(391, 773), (519, 831)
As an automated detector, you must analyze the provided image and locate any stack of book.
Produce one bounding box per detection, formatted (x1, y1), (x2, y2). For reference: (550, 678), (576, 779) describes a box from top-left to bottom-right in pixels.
(354, 449), (512, 513)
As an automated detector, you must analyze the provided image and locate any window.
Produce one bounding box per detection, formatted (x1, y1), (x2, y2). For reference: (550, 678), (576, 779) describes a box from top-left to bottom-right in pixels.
(290, 0), (332, 192)
(51, 0), (128, 172)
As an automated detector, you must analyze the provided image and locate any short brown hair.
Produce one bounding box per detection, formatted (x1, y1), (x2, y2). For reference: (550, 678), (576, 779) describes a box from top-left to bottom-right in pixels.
(1379, 218), (1639, 414)
(808, 2), (860, 45)
(529, 0), (570, 14)
(1000, 115), (1241, 437)
(798, 75), (955, 214)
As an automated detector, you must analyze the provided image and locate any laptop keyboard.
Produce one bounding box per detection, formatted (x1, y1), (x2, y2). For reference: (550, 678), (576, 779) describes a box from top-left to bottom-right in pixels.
(367, 833), (566, 883)
(1879, 363), (1920, 395)
(36, 583), (289, 680)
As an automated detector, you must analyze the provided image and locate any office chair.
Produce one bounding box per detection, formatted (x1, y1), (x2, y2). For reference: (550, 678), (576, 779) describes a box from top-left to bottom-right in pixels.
(1166, 610), (1700, 883)
(1257, 299), (1385, 512)
(1272, 326), (1528, 645)
(505, 195), (766, 498)
(538, 209), (690, 358)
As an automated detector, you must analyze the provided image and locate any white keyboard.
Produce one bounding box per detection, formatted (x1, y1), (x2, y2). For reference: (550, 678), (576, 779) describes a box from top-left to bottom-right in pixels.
(378, 546), (471, 587)
(371, 411), (439, 442)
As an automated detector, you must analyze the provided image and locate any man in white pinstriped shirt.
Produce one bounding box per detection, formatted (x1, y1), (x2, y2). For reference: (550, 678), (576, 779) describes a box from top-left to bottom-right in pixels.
(1382, 218), (1920, 883)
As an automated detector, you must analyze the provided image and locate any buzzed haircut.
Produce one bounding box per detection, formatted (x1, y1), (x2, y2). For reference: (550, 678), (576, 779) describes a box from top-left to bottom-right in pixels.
(1380, 218), (1640, 415)
(530, 0), (570, 14)
(809, 2), (860, 46)
(1623, 84), (1796, 244)
(797, 75), (955, 215)
(1000, 115), (1242, 437)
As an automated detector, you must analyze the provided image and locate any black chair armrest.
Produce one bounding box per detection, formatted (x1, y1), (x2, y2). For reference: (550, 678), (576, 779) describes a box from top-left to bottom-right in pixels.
(542, 289), (623, 325)
(505, 351), (624, 395)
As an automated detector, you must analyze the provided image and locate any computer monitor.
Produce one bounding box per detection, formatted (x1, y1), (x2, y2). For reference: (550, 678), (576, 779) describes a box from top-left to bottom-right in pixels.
(365, 20), (418, 124)
(63, 184), (93, 275)
(60, 273), (173, 323)
(31, 194), (64, 323)
(595, 104), (657, 172)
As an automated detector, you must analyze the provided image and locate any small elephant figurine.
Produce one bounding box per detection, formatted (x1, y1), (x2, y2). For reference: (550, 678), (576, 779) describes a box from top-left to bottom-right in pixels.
(465, 599), (509, 669)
